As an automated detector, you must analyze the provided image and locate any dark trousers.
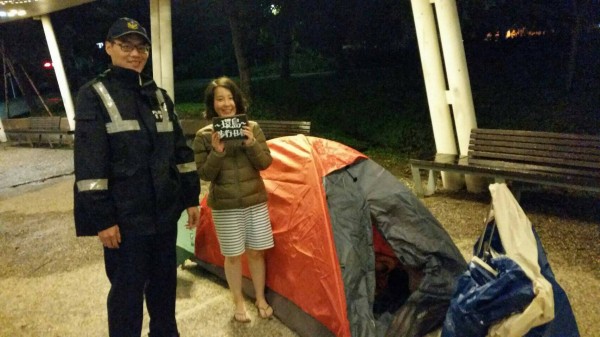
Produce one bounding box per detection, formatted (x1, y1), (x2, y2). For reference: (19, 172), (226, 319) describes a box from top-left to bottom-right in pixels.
(104, 230), (179, 337)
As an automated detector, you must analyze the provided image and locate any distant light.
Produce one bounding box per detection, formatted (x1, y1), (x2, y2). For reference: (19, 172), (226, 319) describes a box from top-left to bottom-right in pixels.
(0, 0), (39, 5)
(43, 61), (53, 69)
(0, 9), (26, 17)
(0, 0), (38, 18)
(96, 42), (104, 49)
(270, 4), (281, 16)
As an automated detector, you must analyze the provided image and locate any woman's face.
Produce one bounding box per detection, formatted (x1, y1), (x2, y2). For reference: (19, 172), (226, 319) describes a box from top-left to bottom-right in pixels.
(213, 86), (236, 117)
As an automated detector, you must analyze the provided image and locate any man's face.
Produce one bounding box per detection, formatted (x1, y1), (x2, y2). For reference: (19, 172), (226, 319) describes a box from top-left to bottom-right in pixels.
(105, 34), (150, 73)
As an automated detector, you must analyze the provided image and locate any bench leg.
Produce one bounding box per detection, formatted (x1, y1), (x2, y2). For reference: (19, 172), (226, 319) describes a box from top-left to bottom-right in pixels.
(411, 165), (425, 197)
(25, 134), (34, 147)
(425, 170), (437, 196)
(47, 136), (54, 148)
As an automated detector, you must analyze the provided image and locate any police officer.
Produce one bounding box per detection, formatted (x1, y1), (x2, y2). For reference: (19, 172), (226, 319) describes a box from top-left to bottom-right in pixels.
(73, 18), (200, 337)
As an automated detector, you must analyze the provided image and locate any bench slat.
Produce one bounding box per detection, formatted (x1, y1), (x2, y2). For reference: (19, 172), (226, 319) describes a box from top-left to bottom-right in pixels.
(472, 128), (600, 142)
(5, 117), (71, 148)
(410, 128), (600, 197)
(468, 158), (600, 179)
(469, 145), (600, 164)
(29, 116), (62, 130)
(471, 134), (600, 149)
(256, 120), (311, 139)
(469, 150), (599, 170)
(470, 139), (600, 155)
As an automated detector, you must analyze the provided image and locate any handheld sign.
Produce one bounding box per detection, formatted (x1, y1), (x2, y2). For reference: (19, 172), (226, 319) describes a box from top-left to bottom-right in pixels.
(212, 114), (249, 140)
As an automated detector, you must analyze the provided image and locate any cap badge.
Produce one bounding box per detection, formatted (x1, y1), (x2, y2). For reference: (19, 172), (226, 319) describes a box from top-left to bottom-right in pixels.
(127, 21), (139, 30)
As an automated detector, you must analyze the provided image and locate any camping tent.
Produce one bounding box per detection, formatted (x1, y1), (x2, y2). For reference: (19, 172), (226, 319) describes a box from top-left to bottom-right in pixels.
(194, 135), (467, 337)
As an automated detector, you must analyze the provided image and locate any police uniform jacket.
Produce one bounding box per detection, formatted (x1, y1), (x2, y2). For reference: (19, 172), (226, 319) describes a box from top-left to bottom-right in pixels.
(193, 122), (271, 210)
(73, 66), (200, 237)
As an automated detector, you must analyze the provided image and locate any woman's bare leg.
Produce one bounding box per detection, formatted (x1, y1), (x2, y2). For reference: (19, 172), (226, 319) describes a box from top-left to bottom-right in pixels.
(247, 249), (272, 318)
(224, 255), (248, 320)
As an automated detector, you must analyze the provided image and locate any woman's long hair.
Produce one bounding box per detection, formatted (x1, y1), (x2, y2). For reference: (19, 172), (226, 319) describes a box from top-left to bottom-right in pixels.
(203, 77), (248, 120)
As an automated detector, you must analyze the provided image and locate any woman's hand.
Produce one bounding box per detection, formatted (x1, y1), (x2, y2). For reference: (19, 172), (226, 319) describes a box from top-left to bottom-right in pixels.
(211, 131), (225, 152)
(242, 125), (255, 146)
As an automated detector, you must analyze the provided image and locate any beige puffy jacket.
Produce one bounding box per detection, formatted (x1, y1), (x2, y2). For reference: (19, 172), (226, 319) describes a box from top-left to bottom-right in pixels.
(193, 121), (272, 210)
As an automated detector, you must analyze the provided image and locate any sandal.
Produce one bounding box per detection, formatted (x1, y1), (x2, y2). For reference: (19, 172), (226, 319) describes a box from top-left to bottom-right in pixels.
(233, 310), (251, 323)
(255, 302), (274, 319)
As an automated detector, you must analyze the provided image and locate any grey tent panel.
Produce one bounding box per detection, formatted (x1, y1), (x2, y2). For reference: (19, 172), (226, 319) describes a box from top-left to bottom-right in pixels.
(324, 158), (467, 336)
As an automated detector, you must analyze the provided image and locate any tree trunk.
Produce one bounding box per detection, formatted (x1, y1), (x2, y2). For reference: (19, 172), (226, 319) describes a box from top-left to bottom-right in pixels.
(225, 0), (252, 98)
(565, 0), (581, 92)
(278, 0), (298, 79)
(566, 0), (591, 92)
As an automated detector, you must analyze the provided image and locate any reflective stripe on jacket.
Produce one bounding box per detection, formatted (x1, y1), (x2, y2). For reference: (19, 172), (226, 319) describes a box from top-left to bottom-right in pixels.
(73, 66), (199, 236)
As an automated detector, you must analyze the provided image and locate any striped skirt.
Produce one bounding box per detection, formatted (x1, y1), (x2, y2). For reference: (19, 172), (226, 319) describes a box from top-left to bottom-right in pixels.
(211, 202), (274, 256)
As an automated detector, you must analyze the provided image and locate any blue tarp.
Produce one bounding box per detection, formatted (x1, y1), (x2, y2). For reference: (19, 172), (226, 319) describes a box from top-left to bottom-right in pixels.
(441, 184), (579, 337)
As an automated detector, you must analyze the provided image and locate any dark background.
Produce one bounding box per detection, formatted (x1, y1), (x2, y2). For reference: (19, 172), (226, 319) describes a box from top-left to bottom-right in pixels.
(1, 1), (597, 88)
(1, 0), (599, 152)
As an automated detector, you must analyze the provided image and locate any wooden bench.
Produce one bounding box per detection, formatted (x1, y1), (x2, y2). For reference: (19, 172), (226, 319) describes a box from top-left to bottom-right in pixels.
(5, 116), (73, 148)
(180, 119), (311, 146)
(409, 128), (600, 197)
(256, 120), (311, 139)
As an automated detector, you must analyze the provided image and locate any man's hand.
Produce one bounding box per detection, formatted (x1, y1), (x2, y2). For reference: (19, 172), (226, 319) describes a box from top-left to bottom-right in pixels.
(98, 225), (121, 249)
(185, 206), (200, 229)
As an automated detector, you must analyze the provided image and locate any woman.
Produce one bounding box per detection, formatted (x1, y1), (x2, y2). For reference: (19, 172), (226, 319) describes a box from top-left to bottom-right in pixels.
(193, 77), (274, 323)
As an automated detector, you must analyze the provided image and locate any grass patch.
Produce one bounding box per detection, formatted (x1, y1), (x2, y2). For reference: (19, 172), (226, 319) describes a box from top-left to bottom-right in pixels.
(363, 147), (410, 177)
(175, 102), (205, 119)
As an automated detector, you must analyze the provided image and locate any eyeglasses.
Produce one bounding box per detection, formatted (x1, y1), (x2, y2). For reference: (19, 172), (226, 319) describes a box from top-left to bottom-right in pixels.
(113, 42), (150, 54)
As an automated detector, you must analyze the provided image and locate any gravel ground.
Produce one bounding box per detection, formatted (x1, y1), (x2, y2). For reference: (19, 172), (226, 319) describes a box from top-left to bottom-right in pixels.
(0, 145), (598, 336)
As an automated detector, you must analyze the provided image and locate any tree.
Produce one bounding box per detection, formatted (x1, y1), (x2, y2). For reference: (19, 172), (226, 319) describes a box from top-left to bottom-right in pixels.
(565, 0), (598, 92)
(223, 0), (256, 97)
(272, 0), (299, 79)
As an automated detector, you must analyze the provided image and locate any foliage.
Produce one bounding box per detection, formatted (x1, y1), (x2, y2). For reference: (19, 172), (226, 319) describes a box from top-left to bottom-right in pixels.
(4, 0), (599, 159)
(252, 48), (335, 77)
(175, 102), (205, 119)
(175, 32), (600, 157)
(363, 147), (411, 176)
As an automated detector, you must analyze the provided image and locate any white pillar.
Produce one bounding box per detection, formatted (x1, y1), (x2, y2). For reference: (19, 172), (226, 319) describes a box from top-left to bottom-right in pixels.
(150, 0), (161, 87)
(0, 118), (7, 142)
(150, 0), (175, 100)
(410, 0), (462, 190)
(435, 0), (486, 192)
(40, 15), (75, 131)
